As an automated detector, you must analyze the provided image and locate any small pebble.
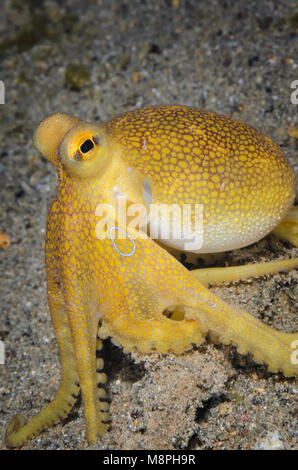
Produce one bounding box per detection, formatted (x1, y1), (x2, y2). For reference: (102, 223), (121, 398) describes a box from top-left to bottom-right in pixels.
(255, 431), (284, 450)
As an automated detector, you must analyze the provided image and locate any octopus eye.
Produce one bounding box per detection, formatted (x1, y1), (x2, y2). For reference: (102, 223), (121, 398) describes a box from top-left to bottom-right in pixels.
(80, 139), (94, 153)
(59, 124), (108, 177)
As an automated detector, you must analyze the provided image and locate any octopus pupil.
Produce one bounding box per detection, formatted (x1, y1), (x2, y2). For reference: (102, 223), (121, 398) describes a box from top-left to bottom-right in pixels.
(80, 139), (94, 153)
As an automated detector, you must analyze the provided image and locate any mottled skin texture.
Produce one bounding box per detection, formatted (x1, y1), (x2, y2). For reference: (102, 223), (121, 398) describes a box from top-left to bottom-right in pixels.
(104, 106), (295, 252)
(5, 105), (298, 448)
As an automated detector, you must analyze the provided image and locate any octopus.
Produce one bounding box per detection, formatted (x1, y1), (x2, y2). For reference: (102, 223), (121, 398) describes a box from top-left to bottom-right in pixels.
(5, 105), (298, 447)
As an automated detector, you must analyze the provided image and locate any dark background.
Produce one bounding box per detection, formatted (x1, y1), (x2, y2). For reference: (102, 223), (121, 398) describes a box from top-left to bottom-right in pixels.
(0, 0), (297, 450)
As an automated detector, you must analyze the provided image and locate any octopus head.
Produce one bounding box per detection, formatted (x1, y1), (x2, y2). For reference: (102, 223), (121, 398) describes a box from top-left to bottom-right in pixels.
(33, 112), (111, 179)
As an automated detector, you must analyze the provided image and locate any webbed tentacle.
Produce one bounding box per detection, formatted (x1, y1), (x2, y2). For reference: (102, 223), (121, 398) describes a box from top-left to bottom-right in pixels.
(273, 206), (298, 247)
(97, 229), (298, 377)
(184, 286), (298, 377)
(5, 287), (79, 448)
(63, 281), (109, 445)
(96, 337), (110, 415)
(191, 257), (298, 286)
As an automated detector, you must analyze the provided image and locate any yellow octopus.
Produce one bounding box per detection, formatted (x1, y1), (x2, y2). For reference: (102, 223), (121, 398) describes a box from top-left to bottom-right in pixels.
(5, 105), (298, 447)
